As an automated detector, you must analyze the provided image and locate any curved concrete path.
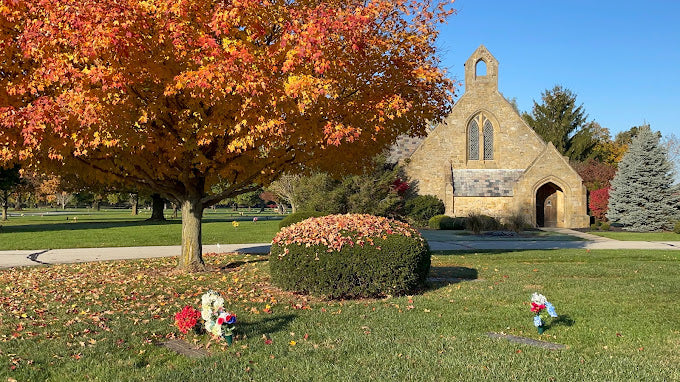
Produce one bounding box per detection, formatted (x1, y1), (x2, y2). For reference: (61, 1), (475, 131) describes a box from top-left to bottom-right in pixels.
(0, 244), (271, 269)
(0, 229), (678, 269)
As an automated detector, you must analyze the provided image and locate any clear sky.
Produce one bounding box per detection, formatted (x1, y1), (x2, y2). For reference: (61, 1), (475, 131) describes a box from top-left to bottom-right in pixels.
(436, 0), (680, 139)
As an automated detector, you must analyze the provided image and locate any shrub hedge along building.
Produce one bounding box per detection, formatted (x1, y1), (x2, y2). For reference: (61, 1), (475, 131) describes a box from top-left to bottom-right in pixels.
(392, 45), (589, 228)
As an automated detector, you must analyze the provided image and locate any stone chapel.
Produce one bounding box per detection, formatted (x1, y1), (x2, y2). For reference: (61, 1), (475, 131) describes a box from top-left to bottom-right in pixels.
(392, 45), (589, 228)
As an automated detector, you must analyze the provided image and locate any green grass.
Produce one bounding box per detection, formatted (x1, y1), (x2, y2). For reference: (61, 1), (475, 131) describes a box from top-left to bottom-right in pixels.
(1, 249), (678, 381)
(1, 210), (583, 251)
(589, 231), (680, 241)
(0, 209), (280, 250)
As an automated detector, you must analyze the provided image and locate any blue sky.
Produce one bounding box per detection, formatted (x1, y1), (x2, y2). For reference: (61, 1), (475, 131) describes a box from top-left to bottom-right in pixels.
(436, 0), (679, 139)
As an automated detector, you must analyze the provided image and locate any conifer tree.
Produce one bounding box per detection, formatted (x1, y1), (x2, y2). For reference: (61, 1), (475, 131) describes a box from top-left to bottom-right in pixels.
(523, 85), (597, 161)
(607, 126), (679, 231)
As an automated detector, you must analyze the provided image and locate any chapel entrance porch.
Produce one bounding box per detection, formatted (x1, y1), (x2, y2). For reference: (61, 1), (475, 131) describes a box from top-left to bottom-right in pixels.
(535, 182), (564, 227)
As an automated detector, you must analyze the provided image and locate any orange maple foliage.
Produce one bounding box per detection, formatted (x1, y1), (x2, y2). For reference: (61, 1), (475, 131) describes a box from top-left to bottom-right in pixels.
(0, 0), (455, 270)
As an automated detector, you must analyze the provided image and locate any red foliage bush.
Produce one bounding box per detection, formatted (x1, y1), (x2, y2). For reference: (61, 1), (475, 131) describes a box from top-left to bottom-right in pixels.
(589, 187), (610, 221)
(573, 159), (617, 191)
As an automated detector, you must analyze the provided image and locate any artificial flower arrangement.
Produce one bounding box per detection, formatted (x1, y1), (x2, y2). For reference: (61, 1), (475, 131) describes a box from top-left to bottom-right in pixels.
(174, 305), (202, 334)
(173, 290), (237, 345)
(530, 292), (558, 334)
(202, 290), (237, 344)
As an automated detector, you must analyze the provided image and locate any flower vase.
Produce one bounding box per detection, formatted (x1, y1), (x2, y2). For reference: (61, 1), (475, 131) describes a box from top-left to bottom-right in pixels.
(537, 325), (545, 334)
(224, 333), (233, 346)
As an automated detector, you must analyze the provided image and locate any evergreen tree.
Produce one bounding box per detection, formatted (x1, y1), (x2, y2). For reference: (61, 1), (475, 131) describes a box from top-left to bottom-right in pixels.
(291, 155), (415, 218)
(607, 126), (680, 231)
(523, 85), (597, 161)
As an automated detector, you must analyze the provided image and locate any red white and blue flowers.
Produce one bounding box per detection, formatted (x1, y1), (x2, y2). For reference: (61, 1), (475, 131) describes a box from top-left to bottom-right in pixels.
(530, 292), (557, 333)
(201, 290), (237, 340)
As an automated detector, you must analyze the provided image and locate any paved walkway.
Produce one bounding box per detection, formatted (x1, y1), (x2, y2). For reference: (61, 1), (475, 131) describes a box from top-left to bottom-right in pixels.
(538, 227), (615, 241)
(0, 244), (271, 269)
(1, 228), (679, 269)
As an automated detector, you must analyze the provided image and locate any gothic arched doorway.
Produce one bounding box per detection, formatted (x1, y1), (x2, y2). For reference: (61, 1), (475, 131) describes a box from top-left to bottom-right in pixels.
(536, 182), (564, 227)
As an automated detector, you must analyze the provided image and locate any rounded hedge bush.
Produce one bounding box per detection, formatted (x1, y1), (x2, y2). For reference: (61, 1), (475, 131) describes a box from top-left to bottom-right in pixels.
(429, 214), (455, 230)
(674, 221), (680, 234)
(270, 214), (430, 299)
(405, 195), (445, 227)
(278, 211), (326, 229)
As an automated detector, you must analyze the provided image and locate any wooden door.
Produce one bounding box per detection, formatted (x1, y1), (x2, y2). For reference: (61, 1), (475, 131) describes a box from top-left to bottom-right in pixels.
(544, 193), (557, 227)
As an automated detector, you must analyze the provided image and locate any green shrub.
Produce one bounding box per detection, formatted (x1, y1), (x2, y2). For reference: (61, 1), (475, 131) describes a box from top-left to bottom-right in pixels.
(428, 215), (455, 230)
(278, 211), (326, 229)
(674, 221), (680, 234)
(405, 195), (445, 227)
(270, 214), (430, 299)
(452, 217), (466, 230)
(465, 214), (501, 234)
(600, 222), (611, 231)
(590, 221), (601, 231)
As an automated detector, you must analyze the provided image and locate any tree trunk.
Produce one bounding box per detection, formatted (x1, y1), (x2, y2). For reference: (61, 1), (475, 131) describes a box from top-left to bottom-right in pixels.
(148, 193), (166, 221)
(130, 193), (138, 215)
(177, 198), (206, 272)
(92, 200), (100, 211)
(171, 202), (178, 218)
(1, 189), (8, 221)
(14, 193), (22, 211)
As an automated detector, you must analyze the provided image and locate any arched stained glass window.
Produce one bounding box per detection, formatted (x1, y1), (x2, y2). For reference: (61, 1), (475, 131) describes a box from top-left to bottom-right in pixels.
(468, 120), (479, 160)
(483, 119), (494, 160)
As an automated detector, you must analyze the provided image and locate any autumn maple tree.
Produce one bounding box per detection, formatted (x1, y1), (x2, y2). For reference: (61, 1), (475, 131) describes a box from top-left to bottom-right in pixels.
(0, 0), (454, 271)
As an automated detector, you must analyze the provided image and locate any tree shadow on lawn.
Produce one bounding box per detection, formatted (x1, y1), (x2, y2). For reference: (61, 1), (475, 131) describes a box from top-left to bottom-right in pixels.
(2, 215), (280, 234)
(237, 314), (297, 338)
(217, 257), (269, 270)
(426, 265), (479, 290)
(432, 249), (526, 256)
(3, 219), (179, 234)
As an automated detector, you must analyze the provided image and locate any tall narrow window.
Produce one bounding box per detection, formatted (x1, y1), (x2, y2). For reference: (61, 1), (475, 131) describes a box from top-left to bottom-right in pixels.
(483, 119), (494, 160)
(468, 113), (496, 162)
(468, 119), (479, 160)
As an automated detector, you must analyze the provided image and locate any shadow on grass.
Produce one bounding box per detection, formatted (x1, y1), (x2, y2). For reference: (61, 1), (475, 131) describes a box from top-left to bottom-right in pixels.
(549, 314), (575, 328)
(2, 219), (179, 234)
(217, 257), (269, 270)
(432, 249), (526, 256)
(2, 215), (282, 234)
(237, 314), (296, 338)
(426, 266), (479, 290)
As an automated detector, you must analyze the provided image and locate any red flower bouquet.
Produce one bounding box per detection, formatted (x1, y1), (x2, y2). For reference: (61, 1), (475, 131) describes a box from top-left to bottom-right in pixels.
(174, 305), (202, 334)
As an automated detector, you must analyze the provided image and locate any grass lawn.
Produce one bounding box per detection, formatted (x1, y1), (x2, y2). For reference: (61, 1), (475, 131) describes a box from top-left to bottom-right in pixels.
(1, 249), (678, 381)
(0, 209), (280, 250)
(588, 231), (680, 241)
(0, 210), (583, 251)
